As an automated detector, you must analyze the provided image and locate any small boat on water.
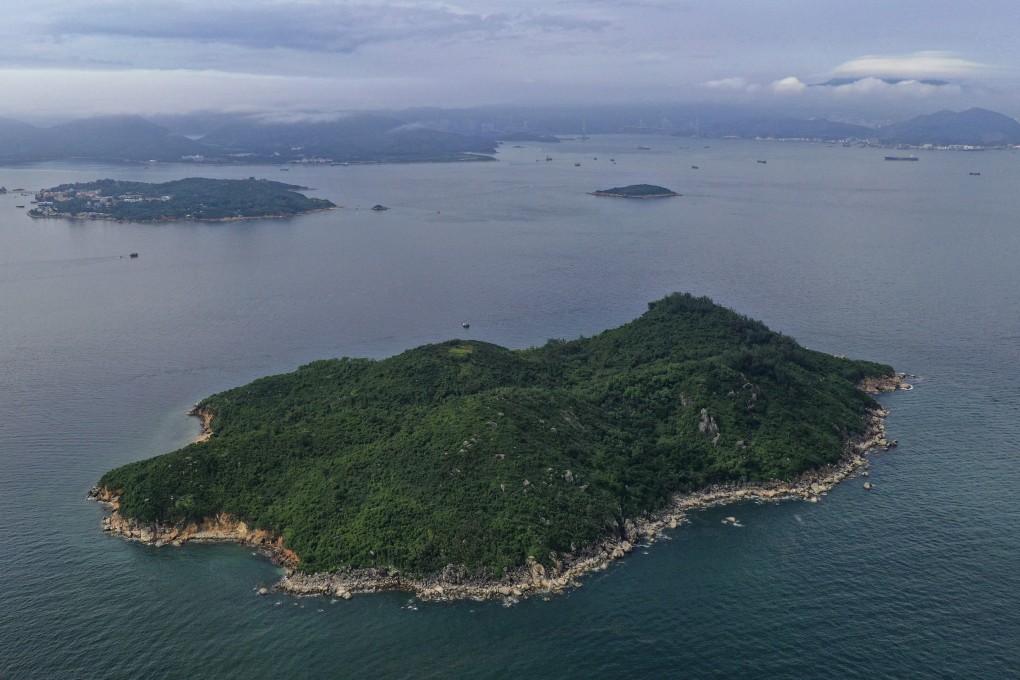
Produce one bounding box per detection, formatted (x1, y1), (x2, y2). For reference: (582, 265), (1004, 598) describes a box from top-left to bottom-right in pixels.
(129, 253), (139, 258)
(574, 162), (581, 167)
(756, 160), (767, 164)
(462, 322), (470, 329)
(969, 172), (981, 176)
(637, 145), (651, 150)
(691, 166), (699, 170)
(16, 205), (24, 208)
(884, 156), (919, 161)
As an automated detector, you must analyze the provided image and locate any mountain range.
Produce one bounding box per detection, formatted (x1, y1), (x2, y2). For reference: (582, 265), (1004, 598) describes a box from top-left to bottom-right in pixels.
(0, 108), (1017, 164)
(0, 114), (497, 163)
(691, 108), (1020, 145)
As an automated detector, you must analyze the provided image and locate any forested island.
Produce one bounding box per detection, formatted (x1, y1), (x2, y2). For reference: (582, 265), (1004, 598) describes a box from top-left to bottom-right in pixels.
(591, 184), (679, 198)
(91, 294), (904, 601)
(29, 178), (335, 222)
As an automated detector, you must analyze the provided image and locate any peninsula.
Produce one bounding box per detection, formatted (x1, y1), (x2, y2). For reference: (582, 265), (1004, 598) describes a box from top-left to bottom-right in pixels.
(590, 184), (679, 198)
(29, 178), (335, 222)
(91, 294), (904, 602)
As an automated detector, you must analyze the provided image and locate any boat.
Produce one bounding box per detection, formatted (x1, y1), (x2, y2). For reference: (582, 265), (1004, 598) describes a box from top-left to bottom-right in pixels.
(129, 253), (139, 258)
(969, 172), (981, 176)
(691, 166), (699, 170)
(16, 205), (24, 208)
(884, 156), (919, 161)
(574, 162), (581, 167)
(756, 160), (767, 164)
(637, 146), (651, 150)
(462, 323), (470, 329)
(545, 156), (552, 161)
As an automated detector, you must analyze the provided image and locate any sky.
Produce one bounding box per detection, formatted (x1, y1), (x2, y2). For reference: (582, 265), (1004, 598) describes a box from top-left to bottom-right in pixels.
(0, 0), (1018, 121)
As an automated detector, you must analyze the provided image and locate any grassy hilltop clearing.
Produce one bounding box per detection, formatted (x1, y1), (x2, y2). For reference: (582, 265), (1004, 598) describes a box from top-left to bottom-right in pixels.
(30, 178), (335, 222)
(97, 294), (892, 577)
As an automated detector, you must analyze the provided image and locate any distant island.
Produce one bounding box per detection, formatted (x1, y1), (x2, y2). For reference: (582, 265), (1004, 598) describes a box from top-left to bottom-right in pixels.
(591, 184), (679, 198)
(90, 294), (906, 602)
(29, 178), (335, 222)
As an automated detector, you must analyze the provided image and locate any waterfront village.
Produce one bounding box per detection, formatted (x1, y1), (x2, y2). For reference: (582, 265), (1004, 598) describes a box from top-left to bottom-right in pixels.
(29, 186), (172, 218)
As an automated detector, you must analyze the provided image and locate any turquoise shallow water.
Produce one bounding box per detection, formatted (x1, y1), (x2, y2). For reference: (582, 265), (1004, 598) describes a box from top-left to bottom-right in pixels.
(1, 138), (1018, 678)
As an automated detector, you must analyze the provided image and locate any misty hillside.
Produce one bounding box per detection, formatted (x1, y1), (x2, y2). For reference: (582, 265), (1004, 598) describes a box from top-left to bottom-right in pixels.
(199, 115), (498, 162)
(876, 108), (1020, 146)
(675, 108), (1020, 145)
(0, 116), (210, 162)
(0, 114), (496, 164)
(695, 117), (873, 140)
(1, 107), (1018, 164)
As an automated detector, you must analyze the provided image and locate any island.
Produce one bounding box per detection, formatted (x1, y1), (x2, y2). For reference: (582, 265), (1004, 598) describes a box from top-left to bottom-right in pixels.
(90, 293), (906, 602)
(29, 178), (336, 222)
(590, 184), (680, 198)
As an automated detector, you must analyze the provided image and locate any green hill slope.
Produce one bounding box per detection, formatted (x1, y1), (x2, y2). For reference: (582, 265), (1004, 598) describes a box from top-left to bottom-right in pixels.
(96, 294), (892, 577)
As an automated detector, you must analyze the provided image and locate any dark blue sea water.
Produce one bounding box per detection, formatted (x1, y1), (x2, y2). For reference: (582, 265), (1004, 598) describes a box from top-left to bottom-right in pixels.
(1, 137), (1018, 678)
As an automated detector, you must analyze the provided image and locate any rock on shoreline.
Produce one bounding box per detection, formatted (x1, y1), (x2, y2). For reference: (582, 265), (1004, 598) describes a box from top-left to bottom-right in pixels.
(89, 376), (909, 604)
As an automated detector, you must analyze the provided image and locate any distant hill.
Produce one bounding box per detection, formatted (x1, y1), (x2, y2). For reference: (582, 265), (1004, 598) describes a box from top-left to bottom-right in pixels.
(678, 107), (1020, 146)
(200, 115), (498, 162)
(0, 118), (47, 159)
(692, 117), (873, 140)
(877, 108), (1020, 146)
(0, 116), (211, 162)
(0, 114), (497, 164)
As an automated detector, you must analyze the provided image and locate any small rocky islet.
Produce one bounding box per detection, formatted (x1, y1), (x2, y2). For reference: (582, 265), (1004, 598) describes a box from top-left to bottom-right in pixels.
(589, 184), (680, 198)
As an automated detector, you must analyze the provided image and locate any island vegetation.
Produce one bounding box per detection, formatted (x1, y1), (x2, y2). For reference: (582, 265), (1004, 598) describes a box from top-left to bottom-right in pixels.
(29, 178), (335, 222)
(93, 294), (899, 599)
(591, 184), (679, 198)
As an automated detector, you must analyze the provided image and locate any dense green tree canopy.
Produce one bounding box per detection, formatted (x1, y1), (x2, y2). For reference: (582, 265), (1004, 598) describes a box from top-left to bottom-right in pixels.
(99, 294), (890, 576)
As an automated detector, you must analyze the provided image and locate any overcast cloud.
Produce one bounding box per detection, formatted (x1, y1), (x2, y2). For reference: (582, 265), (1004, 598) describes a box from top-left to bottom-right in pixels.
(0, 0), (1017, 119)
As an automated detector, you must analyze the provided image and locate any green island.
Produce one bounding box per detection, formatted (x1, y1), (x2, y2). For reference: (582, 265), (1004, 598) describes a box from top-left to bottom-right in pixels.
(29, 178), (335, 222)
(590, 184), (680, 198)
(91, 294), (903, 601)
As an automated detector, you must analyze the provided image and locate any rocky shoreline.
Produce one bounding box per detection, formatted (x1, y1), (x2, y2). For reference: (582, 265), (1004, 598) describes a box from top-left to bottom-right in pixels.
(188, 405), (214, 443)
(90, 373), (911, 605)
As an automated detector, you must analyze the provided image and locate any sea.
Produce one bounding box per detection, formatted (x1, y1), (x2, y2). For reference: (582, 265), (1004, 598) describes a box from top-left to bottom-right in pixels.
(1, 136), (1018, 679)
